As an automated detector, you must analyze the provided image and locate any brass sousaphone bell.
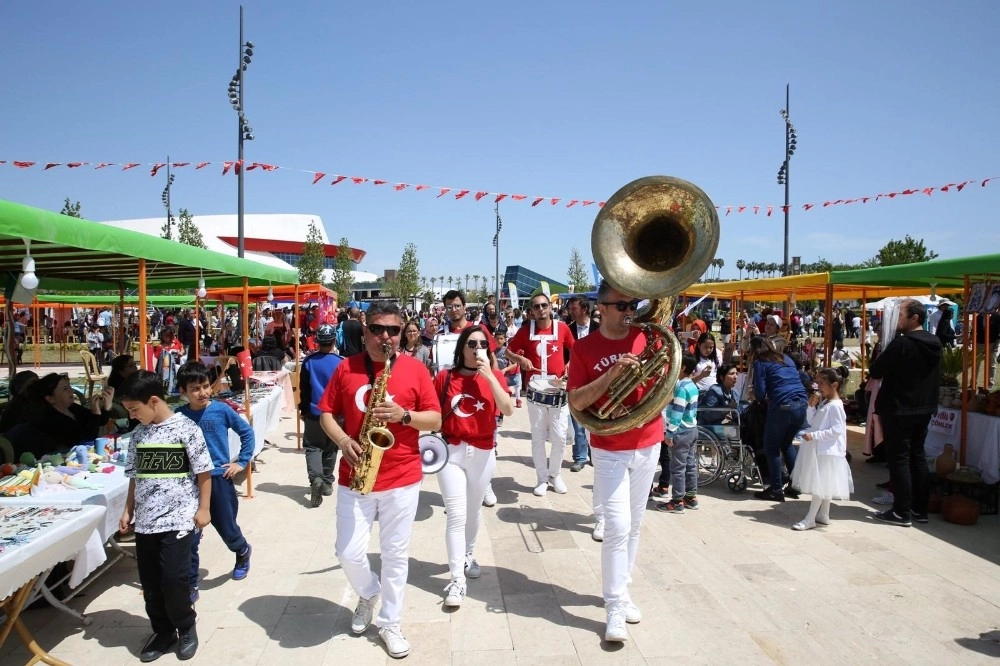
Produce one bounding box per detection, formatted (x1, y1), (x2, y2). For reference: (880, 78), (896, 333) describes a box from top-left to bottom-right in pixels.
(569, 176), (720, 435)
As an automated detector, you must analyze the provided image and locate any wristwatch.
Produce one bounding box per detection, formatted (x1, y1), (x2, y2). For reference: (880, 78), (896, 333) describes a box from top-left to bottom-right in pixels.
(401, 409), (412, 426)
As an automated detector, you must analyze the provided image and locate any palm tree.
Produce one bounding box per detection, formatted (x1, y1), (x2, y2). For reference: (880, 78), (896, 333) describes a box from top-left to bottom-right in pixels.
(439, 275), (445, 293)
(768, 262), (778, 277)
(716, 257), (725, 280)
(472, 274), (480, 292)
(430, 277), (437, 295)
(465, 274), (471, 291)
(736, 259), (745, 280)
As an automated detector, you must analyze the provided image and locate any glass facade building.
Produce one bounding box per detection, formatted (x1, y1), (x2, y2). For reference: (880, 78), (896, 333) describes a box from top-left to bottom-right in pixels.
(271, 251), (358, 271)
(501, 265), (568, 306)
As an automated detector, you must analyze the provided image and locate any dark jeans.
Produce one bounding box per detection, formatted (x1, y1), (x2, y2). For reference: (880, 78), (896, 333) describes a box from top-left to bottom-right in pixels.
(304, 418), (338, 485)
(190, 475), (249, 587)
(657, 440), (672, 486)
(763, 401), (806, 492)
(570, 414), (590, 464)
(882, 413), (931, 517)
(136, 530), (197, 635)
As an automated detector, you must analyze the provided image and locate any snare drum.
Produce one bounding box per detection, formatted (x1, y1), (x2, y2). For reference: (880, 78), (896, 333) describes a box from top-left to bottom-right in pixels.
(526, 375), (567, 408)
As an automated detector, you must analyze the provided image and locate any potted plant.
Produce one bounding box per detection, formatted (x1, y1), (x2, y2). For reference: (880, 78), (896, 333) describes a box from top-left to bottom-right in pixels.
(939, 346), (963, 406)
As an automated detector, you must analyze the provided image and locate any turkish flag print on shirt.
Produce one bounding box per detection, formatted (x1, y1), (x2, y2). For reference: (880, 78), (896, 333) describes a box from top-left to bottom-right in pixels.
(433, 369), (507, 450)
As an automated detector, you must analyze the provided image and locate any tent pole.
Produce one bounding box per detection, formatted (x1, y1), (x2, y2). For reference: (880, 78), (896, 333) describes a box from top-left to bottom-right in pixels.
(118, 284), (126, 359)
(860, 290), (867, 375)
(138, 260), (148, 370)
(824, 285), (834, 367)
(959, 275), (970, 466)
(294, 283), (302, 450)
(242, 276), (254, 499)
(193, 295), (200, 362)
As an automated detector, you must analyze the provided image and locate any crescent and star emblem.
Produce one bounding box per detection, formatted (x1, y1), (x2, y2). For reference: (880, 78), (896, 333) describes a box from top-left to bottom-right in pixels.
(353, 384), (395, 413)
(450, 393), (486, 418)
(534, 341), (559, 359)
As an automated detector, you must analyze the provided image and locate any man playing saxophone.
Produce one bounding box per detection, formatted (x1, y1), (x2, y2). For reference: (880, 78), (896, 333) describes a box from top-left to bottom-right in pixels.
(566, 280), (665, 643)
(319, 302), (441, 659)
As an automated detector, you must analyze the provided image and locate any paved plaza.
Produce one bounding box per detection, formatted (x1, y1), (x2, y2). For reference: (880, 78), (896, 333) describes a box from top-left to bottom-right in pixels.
(3, 404), (1000, 665)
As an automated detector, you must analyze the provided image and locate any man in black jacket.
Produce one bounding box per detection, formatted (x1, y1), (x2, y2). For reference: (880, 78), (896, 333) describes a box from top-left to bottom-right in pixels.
(868, 299), (942, 526)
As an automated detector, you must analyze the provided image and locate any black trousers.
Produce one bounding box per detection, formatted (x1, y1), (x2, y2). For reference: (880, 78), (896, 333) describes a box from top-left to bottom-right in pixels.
(657, 441), (672, 486)
(882, 413), (932, 517)
(136, 530), (197, 635)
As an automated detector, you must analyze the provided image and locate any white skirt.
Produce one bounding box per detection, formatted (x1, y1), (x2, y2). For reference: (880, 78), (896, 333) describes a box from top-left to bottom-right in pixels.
(791, 440), (854, 500)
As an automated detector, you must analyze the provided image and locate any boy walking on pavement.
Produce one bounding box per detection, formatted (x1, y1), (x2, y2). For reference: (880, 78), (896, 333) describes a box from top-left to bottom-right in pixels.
(118, 371), (213, 662)
(657, 354), (700, 513)
(299, 324), (343, 507)
(176, 361), (255, 601)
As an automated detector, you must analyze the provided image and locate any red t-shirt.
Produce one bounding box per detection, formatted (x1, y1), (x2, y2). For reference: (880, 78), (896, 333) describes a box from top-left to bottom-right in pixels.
(318, 353), (440, 491)
(507, 319), (575, 384)
(566, 328), (664, 452)
(433, 369), (506, 450)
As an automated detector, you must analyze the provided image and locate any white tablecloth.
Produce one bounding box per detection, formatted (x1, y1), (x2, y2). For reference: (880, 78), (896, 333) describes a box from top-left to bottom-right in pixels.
(924, 407), (1000, 484)
(0, 505), (105, 600)
(230, 384), (286, 461)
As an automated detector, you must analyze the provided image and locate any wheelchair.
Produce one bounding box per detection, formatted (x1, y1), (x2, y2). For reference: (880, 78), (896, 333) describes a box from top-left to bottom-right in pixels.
(693, 405), (763, 493)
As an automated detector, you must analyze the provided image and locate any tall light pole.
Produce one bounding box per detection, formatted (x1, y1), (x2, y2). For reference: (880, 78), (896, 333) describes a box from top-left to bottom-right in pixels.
(776, 84), (798, 276)
(227, 6), (254, 258)
(493, 202), (502, 306)
(161, 156), (175, 240)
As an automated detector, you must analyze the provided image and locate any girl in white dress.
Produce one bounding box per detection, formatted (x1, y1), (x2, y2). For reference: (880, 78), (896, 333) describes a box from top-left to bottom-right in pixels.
(791, 366), (855, 530)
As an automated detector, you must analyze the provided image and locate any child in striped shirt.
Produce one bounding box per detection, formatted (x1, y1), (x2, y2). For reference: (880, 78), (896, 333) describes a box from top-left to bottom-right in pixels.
(657, 354), (700, 513)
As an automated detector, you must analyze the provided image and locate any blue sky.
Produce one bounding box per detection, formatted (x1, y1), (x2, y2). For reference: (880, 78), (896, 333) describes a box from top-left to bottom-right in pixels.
(1, 1), (997, 287)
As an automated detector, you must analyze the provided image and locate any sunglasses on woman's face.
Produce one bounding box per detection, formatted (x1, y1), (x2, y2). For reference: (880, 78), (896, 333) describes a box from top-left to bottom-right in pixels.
(466, 339), (489, 349)
(600, 299), (641, 312)
(367, 324), (402, 337)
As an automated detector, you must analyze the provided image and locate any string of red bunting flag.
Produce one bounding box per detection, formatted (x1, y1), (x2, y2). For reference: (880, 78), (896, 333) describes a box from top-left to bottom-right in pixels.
(1, 158), (996, 216)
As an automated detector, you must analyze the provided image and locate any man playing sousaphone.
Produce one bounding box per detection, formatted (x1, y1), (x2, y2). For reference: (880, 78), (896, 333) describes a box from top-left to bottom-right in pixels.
(505, 292), (575, 496)
(567, 280), (665, 643)
(318, 302), (441, 659)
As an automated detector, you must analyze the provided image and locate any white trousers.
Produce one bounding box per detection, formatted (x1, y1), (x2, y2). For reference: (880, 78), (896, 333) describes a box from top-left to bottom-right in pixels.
(437, 442), (496, 582)
(592, 445), (658, 608)
(527, 401), (569, 483)
(335, 481), (420, 628)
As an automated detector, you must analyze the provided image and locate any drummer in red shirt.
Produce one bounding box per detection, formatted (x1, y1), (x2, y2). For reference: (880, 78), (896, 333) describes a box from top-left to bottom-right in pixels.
(506, 293), (575, 497)
(566, 280), (663, 644)
(433, 326), (513, 609)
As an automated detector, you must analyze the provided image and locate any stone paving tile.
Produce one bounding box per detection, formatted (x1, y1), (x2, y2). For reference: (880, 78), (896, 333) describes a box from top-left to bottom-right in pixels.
(5, 410), (1000, 665)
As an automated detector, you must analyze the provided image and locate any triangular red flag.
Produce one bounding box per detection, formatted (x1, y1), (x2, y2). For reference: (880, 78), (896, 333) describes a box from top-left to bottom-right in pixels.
(373, 180), (388, 186)
(725, 206), (732, 216)
(172, 162), (190, 168)
(122, 163), (140, 171)
(196, 162), (210, 169)
(737, 206), (746, 214)
(753, 206), (760, 214)
(438, 188), (451, 198)
(550, 198), (560, 205)
(67, 162), (85, 168)
(922, 188), (934, 196)
(802, 204), (814, 211)
(95, 163), (112, 169)
(246, 163), (260, 170)
(222, 161), (234, 175)
(44, 163), (61, 170)
(531, 197), (544, 206)
(312, 172), (326, 185)
(415, 184), (429, 191)
(351, 177), (368, 184)
(13, 161), (35, 168)
(566, 200), (578, 208)
(598, 201), (606, 208)
(151, 163), (166, 177)
(331, 175), (347, 185)
(233, 160), (243, 175)
(581, 200), (594, 206)
(455, 190), (470, 200)
(861, 197), (870, 203)
(494, 194), (507, 203)
(766, 206), (774, 217)
(511, 194), (526, 201)
(394, 183), (408, 191)
(474, 191), (488, 201)
(259, 163), (278, 171)
(956, 182), (968, 191)
(983, 178), (993, 187)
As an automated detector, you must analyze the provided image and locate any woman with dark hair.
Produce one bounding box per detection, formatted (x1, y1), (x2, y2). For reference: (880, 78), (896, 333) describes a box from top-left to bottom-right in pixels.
(692, 332), (723, 393)
(700, 363), (738, 425)
(7, 373), (114, 459)
(748, 336), (808, 502)
(0, 370), (39, 433)
(480, 303), (507, 337)
(433, 325), (513, 609)
(399, 319), (431, 373)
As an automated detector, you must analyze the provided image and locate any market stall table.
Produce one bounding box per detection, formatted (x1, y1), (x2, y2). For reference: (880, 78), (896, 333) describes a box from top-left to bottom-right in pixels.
(0, 504), (105, 666)
(925, 407), (1000, 484)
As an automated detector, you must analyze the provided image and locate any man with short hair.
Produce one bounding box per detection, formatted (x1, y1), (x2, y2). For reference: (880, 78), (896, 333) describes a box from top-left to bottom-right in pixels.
(319, 303), (441, 658)
(340, 307), (365, 357)
(567, 280), (662, 642)
(567, 296), (599, 473)
(506, 293), (575, 496)
(869, 299), (942, 526)
(300, 324), (343, 507)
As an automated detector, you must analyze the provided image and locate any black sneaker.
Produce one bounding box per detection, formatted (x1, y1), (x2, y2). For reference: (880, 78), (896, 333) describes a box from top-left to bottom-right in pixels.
(140, 631), (177, 663)
(874, 509), (912, 527)
(784, 485), (801, 499)
(682, 495), (699, 510)
(911, 510), (929, 524)
(177, 626), (198, 660)
(321, 482), (334, 496)
(310, 477), (324, 508)
(876, 480), (891, 489)
(754, 488), (786, 502)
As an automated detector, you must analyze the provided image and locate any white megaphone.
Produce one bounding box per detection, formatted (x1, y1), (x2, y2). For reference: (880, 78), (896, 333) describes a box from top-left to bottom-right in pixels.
(418, 434), (449, 474)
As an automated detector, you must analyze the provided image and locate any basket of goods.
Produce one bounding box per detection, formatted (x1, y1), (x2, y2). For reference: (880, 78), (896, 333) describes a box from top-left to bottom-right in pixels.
(0, 467), (33, 496)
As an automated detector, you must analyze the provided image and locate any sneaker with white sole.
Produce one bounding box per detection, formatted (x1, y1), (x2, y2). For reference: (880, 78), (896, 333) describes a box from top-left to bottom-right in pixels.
(533, 481), (548, 497)
(624, 600), (641, 624)
(444, 579), (466, 607)
(379, 625), (410, 659)
(549, 475), (568, 494)
(464, 555), (481, 579)
(873, 490), (895, 505)
(482, 484), (497, 507)
(592, 518), (605, 542)
(605, 605), (628, 642)
(351, 594), (379, 634)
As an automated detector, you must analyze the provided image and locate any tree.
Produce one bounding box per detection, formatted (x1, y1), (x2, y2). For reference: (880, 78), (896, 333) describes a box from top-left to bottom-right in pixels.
(60, 197), (82, 218)
(567, 247), (593, 292)
(875, 235), (938, 266)
(736, 259), (746, 280)
(329, 237), (355, 304)
(385, 242), (421, 309)
(297, 220), (326, 284)
(716, 257), (725, 280)
(465, 274), (471, 291)
(176, 208), (206, 249)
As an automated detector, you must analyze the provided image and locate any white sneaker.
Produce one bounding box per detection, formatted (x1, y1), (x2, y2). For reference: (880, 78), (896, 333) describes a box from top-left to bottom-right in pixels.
(464, 555), (481, 579)
(873, 490), (895, 505)
(792, 520), (817, 531)
(533, 481), (548, 497)
(444, 579), (466, 608)
(624, 600), (641, 624)
(351, 594), (378, 634)
(549, 475), (568, 494)
(378, 624), (410, 659)
(482, 484), (497, 507)
(605, 605), (628, 642)
(592, 518), (605, 542)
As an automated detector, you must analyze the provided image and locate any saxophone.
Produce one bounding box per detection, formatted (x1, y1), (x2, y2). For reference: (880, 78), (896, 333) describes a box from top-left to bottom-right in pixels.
(349, 343), (397, 494)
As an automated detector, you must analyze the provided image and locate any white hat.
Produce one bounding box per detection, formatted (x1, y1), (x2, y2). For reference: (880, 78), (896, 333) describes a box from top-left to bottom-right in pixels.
(767, 314), (782, 327)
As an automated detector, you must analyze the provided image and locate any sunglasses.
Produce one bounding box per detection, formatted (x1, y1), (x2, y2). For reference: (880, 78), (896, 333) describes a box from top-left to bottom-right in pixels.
(600, 299), (641, 312)
(466, 339), (490, 349)
(367, 324), (402, 337)
(531, 302), (549, 310)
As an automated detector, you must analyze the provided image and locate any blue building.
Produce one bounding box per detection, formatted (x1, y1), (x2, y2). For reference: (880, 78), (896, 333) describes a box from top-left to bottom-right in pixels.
(501, 265), (568, 306)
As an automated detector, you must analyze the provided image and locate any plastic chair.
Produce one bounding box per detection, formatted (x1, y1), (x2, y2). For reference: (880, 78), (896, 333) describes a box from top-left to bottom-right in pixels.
(79, 349), (109, 400)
